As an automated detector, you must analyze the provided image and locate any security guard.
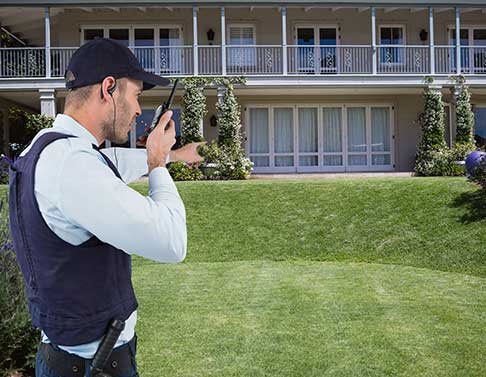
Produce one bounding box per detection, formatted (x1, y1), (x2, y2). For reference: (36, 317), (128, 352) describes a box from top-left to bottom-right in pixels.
(9, 38), (203, 376)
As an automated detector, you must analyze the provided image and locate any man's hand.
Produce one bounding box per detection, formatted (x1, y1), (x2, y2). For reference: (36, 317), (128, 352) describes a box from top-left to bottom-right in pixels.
(171, 142), (206, 168)
(146, 110), (175, 173)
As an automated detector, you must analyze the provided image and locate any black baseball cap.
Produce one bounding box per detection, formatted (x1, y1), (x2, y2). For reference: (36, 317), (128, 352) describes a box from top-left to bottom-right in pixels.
(65, 38), (170, 90)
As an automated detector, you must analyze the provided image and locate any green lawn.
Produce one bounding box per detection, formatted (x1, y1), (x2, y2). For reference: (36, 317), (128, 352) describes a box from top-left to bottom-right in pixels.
(129, 177), (486, 376)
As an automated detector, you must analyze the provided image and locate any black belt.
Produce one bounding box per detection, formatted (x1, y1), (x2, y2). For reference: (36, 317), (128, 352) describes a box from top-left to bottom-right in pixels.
(39, 335), (136, 377)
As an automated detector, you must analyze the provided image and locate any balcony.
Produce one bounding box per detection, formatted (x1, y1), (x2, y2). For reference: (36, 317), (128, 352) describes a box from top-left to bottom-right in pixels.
(1, 45), (486, 79)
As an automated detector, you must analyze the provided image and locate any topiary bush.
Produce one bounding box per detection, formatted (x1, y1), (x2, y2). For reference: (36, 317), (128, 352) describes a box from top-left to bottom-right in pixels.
(0, 195), (39, 377)
(414, 78), (448, 176)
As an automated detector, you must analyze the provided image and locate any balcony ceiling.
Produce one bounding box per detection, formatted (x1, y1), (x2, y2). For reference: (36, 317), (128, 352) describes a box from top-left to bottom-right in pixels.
(2, 0), (486, 6)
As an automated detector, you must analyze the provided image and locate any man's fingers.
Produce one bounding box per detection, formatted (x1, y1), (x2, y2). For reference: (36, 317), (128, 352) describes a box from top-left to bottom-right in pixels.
(155, 110), (173, 132)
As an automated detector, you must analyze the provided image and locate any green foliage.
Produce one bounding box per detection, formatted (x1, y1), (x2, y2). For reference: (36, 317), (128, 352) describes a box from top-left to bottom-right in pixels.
(8, 107), (54, 156)
(180, 78), (207, 146)
(198, 141), (253, 180)
(453, 78), (475, 148)
(167, 161), (203, 181)
(178, 77), (251, 180)
(415, 82), (448, 176)
(0, 197), (39, 376)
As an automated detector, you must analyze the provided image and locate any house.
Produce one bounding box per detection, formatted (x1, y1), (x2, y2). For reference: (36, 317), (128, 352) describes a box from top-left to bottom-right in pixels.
(0, 0), (485, 173)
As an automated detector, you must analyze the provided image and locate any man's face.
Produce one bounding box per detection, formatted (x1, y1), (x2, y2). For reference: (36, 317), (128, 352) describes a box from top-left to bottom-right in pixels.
(106, 78), (142, 144)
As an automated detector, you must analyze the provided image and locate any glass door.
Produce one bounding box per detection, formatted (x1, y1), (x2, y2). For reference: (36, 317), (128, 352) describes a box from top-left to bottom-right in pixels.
(296, 28), (316, 73)
(273, 108), (294, 169)
(134, 28), (155, 73)
(473, 29), (486, 73)
(159, 28), (182, 74)
(347, 107), (368, 168)
(370, 107), (391, 167)
(450, 29), (470, 73)
(322, 107), (344, 169)
(298, 107), (319, 171)
(319, 28), (337, 73)
(248, 108), (270, 169)
(109, 29), (129, 47)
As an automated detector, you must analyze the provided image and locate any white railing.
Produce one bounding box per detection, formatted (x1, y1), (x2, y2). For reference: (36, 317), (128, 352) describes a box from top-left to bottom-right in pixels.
(435, 46), (456, 74)
(199, 45), (221, 75)
(2, 45), (486, 78)
(461, 46), (486, 74)
(51, 47), (77, 77)
(377, 45), (429, 74)
(132, 46), (193, 76)
(226, 45), (282, 75)
(0, 47), (45, 77)
(287, 45), (372, 74)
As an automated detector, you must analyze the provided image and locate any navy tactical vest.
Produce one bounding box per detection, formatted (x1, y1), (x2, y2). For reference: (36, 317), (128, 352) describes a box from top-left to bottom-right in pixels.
(8, 132), (138, 346)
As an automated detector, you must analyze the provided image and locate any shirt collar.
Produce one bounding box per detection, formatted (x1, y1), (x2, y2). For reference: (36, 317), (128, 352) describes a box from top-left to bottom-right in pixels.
(52, 114), (100, 147)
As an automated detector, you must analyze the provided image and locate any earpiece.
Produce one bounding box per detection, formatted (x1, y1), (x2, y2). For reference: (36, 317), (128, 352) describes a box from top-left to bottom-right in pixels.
(100, 81), (117, 99)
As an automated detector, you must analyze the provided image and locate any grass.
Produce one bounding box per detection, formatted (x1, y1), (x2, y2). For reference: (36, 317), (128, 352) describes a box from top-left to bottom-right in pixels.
(128, 177), (486, 376)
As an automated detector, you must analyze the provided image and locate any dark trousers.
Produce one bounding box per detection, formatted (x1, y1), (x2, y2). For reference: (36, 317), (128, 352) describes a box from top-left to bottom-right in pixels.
(35, 337), (139, 377)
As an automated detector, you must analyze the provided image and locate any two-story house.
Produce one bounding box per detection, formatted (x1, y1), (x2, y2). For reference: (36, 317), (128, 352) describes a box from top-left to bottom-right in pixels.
(0, 0), (485, 173)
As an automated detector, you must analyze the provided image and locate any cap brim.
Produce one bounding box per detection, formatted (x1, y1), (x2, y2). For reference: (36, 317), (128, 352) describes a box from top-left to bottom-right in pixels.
(128, 70), (170, 90)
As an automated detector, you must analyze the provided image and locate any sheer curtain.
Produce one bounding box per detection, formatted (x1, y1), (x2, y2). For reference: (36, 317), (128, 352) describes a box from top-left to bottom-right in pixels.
(347, 107), (367, 166)
(274, 108), (294, 167)
(371, 107), (390, 165)
(299, 108), (318, 166)
(249, 108), (269, 167)
(322, 108), (342, 166)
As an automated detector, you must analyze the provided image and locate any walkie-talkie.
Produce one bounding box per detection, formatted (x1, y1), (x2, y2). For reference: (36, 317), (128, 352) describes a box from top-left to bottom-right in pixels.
(145, 78), (178, 134)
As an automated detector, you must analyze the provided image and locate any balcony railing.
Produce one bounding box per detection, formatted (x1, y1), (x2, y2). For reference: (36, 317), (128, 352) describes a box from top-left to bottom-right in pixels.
(1, 45), (486, 78)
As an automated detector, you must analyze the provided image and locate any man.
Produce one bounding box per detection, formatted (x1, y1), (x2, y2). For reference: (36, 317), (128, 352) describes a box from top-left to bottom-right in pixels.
(8, 38), (203, 376)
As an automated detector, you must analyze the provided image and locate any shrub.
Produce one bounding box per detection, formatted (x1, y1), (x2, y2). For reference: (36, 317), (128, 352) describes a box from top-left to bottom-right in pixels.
(198, 141), (253, 180)
(167, 161), (203, 181)
(0, 196), (39, 376)
(415, 79), (448, 176)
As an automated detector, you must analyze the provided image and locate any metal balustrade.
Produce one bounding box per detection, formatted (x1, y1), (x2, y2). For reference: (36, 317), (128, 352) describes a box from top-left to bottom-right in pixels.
(2, 45), (486, 78)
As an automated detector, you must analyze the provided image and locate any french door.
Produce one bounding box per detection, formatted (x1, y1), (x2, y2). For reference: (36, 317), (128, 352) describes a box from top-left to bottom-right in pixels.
(247, 105), (394, 173)
(295, 26), (338, 74)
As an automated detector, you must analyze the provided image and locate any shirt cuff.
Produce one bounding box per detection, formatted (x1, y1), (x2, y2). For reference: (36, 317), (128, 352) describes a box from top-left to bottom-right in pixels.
(148, 166), (179, 199)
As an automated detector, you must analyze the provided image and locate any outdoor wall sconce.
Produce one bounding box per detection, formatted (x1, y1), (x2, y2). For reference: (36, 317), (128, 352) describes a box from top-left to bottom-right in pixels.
(210, 114), (218, 127)
(419, 29), (428, 42)
(207, 29), (215, 45)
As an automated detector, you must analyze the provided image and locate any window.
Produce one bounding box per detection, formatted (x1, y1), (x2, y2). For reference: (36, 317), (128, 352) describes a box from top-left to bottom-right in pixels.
(227, 25), (256, 68)
(380, 26), (405, 64)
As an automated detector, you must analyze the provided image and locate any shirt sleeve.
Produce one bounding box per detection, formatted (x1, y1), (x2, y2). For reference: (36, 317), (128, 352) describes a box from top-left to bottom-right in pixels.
(101, 147), (171, 184)
(58, 147), (186, 263)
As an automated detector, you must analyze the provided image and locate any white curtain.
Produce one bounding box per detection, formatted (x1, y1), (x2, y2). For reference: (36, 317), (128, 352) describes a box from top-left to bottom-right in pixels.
(299, 108), (318, 152)
(347, 107), (366, 153)
(249, 108), (270, 167)
(274, 108), (294, 153)
(322, 108), (342, 152)
(371, 107), (390, 152)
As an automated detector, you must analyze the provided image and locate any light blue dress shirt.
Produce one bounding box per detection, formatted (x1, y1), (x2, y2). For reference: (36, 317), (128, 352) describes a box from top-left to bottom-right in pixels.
(19, 114), (187, 358)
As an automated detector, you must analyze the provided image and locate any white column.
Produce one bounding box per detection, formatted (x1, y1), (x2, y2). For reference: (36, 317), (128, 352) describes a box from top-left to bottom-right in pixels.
(281, 7), (287, 75)
(455, 7), (461, 74)
(221, 7), (226, 76)
(217, 86), (226, 105)
(429, 7), (435, 75)
(371, 7), (377, 75)
(45, 7), (51, 78)
(39, 89), (56, 117)
(193, 6), (199, 76)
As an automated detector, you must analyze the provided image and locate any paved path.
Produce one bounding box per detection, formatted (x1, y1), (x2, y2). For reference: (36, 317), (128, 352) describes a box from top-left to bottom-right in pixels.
(133, 172), (414, 184)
